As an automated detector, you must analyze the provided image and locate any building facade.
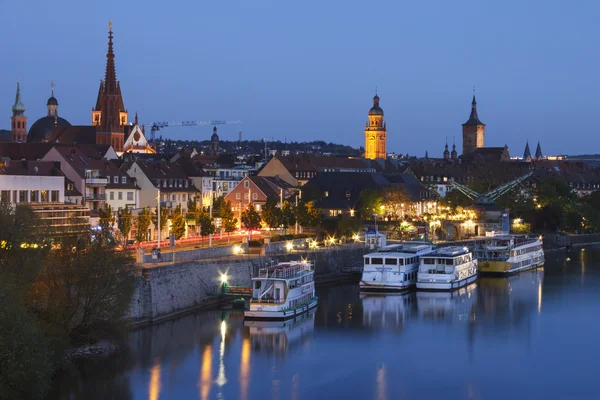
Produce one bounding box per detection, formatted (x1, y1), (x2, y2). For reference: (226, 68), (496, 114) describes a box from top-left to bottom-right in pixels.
(462, 95), (485, 156)
(364, 93), (387, 160)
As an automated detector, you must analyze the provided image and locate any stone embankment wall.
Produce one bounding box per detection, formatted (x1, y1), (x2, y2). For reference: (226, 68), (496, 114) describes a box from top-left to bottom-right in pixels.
(140, 243), (247, 264)
(128, 244), (366, 324)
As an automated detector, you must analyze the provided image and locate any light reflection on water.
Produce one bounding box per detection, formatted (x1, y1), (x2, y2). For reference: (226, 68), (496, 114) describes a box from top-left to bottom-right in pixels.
(50, 248), (600, 399)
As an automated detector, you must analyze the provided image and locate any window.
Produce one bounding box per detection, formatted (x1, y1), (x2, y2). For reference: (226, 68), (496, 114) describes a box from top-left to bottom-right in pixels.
(324, 191), (329, 197)
(40, 190), (48, 202)
(113, 176), (118, 184)
(110, 191), (114, 200)
(118, 192), (123, 200)
(185, 181), (188, 188)
(30, 190), (39, 202)
(236, 193), (241, 199)
(365, 258), (370, 265)
(253, 193), (258, 200)
(19, 191), (27, 202)
(121, 176), (127, 184)
(244, 193), (249, 200)
(244, 180), (249, 188)
(371, 258), (383, 265)
(12, 191), (18, 203)
(172, 194), (176, 201)
(385, 258), (397, 265)
(127, 192), (133, 201)
(51, 190), (59, 202)
(256, 204), (261, 211)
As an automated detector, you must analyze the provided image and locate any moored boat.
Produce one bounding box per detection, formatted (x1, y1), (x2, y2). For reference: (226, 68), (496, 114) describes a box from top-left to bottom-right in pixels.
(360, 243), (434, 292)
(416, 246), (478, 291)
(244, 261), (318, 321)
(474, 234), (544, 276)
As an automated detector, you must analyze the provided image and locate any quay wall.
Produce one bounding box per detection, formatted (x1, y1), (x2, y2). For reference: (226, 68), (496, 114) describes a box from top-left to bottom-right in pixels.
(140, 243), (248, 264)
(128, 245), (366, 324)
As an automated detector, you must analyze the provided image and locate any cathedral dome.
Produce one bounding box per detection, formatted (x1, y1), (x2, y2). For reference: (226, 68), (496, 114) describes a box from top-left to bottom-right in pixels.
(47, 96), (58, 106)
(368, 94), (384, 116)
(28, 116), (71, 143)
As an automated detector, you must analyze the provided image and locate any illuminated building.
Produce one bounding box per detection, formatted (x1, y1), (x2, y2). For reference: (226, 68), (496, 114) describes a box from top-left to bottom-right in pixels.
(10, 80), (27, 143)
(462, 95), (485, 156)
(364, 92), (387, 159)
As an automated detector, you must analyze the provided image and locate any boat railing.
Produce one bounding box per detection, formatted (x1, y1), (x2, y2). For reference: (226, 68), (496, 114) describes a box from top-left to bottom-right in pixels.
(250, 297), (285, 304)
(258, 265), (310, 279)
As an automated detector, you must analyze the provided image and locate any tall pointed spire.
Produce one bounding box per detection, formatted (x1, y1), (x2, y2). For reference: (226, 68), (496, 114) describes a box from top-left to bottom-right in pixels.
(523, 141), (532, 162)
(12, 79), (25, 115)
(534, 142), (543, 160)
(104, 20), (117, 95)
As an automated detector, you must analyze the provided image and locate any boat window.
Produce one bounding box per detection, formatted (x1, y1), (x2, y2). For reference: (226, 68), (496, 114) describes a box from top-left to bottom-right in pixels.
(371, 258), (383, 265)
(365, 258), (370, 265)
(254, 281), (261, 289)
(446, 259), (454, 265)
(385, 258), (397, 265)
(424, 258), (435, 265)
(399, 258), (404, 266)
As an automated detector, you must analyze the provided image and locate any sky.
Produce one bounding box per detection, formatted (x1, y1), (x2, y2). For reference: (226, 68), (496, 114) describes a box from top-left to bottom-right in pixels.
(1, 0), (599, 156)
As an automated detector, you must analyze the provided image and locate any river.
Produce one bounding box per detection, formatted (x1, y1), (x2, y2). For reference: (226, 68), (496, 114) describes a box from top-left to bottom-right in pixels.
(50, 246), (600, 399)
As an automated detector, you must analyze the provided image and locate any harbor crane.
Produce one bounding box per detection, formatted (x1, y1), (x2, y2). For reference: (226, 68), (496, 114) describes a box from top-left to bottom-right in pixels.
(144, 120), (242, 141)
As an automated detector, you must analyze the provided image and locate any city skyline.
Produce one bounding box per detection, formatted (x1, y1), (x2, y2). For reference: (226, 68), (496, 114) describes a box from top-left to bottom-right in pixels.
(2, 0), (599, 156)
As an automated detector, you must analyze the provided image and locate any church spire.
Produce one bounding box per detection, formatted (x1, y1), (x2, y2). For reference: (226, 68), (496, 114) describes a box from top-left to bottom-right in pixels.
(523, 141), (532, 162)
(12, 79), (25, 115)
(534, 142), (543, 160)
(104, 20), (118, 95)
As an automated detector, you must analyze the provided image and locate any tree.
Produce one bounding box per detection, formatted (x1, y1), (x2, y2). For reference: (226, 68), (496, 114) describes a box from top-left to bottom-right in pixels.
(262, 196), (283, 231)
(134, 207), (152, 244)
(241, 202), (262, 236)
(170, 205), (187, 240)
(198, 210), (215, 246)
(337, 215), (363, 240)
(219, 199), (238, 242)
(212, 196), (227, 219)
(357, 189), (382, 219)
(281, 200), (296, 233)
(380, 188), (412, 219)
(440, 189), (473, 208)
(296, 200), (321, 228)
(98, 203), (115, 232)
(117, 206), (132, 243)
(28, 233), (137, 345)
(223, 216), (238, 243)
(151, 205), (170, 241)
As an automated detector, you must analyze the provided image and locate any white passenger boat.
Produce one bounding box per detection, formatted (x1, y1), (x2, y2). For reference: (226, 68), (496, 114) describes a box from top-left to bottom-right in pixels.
(474, 234), (544, 276)
(416, 246), (478, 291)
(360, 243), (434, 292)
(244, 261), (318, 321)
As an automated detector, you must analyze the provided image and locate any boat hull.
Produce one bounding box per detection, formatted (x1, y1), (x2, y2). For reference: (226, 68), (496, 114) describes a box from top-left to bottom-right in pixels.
(359, 281), (415, 293)
(416, 274), (478, 292)
(479, 260), (545, 277)
(244, 297), (319, 321)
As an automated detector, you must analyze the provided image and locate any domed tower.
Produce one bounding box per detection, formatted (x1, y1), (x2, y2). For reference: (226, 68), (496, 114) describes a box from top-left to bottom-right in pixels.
(462, 94), (485, 156)
(211, 126), (220, 153)
(11, 80), (27, 143)
(443, 140), (450, 159)
(364, 92), (387, 159)
(47, 81), (58, 117)
(451, 141), (458, 160)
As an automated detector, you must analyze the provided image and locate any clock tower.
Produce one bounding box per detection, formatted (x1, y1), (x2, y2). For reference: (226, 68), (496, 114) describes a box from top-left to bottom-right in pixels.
(364, 93), (387, 159)
(462, 95), (485, 156)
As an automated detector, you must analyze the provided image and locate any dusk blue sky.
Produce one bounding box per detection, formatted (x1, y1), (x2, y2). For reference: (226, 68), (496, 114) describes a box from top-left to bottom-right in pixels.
(1, 0), (598, 156)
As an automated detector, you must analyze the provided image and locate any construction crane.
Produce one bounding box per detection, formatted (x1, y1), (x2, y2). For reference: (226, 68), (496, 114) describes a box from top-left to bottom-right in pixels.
(144, 120), (242, 142)
(449, 170), (534, 205)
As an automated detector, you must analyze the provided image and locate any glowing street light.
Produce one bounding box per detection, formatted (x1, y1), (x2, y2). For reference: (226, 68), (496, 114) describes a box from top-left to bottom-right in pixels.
(286, 241), (294, 252)
(220, 273), (228, 284)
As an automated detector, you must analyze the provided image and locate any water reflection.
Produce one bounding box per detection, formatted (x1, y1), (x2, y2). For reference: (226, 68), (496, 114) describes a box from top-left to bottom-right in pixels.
(50, 249), (600, 400)
(244, 310), (316, 355)
(360, 292), (416, 330)
(148, 360), (161, 400)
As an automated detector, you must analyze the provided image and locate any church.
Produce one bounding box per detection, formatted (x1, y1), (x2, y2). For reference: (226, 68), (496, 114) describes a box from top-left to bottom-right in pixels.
(8, 22), (154, 155)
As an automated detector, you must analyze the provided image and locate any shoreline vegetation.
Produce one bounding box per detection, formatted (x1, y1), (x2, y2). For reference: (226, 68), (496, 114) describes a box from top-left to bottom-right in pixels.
(0, 203), (137, 400)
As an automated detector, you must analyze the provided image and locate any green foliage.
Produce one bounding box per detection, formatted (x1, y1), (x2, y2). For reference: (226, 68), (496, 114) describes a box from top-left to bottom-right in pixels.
(357, 189), (382, 218)
(0, 286), (52, 400)
(281, 200), (296, 232)
(212, 196), (227, 219)
(169, 205), (187, 240)
(262, 197), (283, 229)
(296, 200), (321, 227)
(380, 188), (411, 219)
(117, 206), (132, 242)
(186, 198), (200, 222)
(98, 203), (115, 232)
(441, 190), (473, 208)
(198, 210), (215, 239)
(151, 205), (170, 240)
(241, 203), (262, 231)
(135, 207), (152, 244)
(337, 215), (363, 239)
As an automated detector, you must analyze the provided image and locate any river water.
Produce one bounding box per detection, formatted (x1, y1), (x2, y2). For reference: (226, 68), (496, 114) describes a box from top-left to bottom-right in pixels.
(50, 247), (600, 400)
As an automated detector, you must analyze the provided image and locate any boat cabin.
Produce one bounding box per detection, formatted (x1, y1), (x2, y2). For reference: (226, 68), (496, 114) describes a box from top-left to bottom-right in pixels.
(419, 247), (472, 274)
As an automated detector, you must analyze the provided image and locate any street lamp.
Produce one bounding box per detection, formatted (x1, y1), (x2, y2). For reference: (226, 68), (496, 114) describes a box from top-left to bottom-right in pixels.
(156, 189), (161, 249)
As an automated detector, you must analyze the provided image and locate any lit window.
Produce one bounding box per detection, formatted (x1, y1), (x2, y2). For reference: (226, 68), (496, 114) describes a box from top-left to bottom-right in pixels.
(324, 191), (329, 197)
(253, 193), (258, 200)
(121, 176), (127, 184)
(244, 180), (249, 188)
(236, 193), (240, 199)
(113, 176), (119, 184)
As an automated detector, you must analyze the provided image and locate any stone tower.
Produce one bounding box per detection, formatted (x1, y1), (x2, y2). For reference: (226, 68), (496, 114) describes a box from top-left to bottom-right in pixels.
(462, 95), (485, 156)
(211, 126), (220, 153)
(93, 21), (127, 152)
(364, 93), (387, 159)
(11, 80), (27, 143)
